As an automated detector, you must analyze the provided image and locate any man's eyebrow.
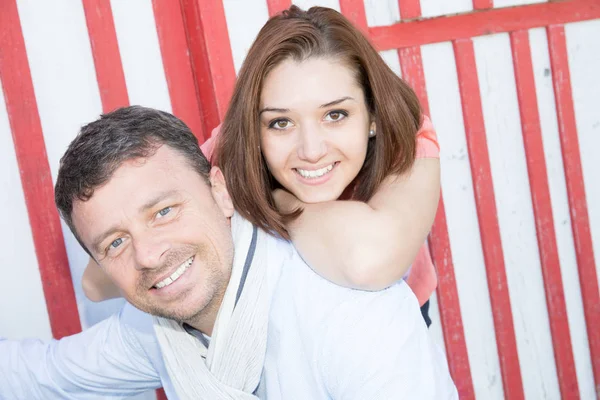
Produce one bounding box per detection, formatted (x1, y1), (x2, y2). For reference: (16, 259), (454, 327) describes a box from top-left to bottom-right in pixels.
(92, 225), (121, 254)
(91, 189), (180, 253)
(138, 189), (180, 213)
(259, 96), (355, 116)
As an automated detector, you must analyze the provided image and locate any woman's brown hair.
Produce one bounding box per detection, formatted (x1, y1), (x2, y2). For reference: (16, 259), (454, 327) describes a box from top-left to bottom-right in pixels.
(215, 5), (422, 239)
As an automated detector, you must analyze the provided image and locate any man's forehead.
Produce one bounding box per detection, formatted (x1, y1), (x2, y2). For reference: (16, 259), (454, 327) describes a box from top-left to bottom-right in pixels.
(71, 149), (205, 233)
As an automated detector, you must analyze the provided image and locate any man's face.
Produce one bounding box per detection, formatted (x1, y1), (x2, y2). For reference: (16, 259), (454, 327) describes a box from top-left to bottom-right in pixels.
(72, 145), (235, 325)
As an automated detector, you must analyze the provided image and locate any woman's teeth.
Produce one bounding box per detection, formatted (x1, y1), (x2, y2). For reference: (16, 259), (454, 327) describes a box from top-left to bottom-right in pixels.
(296, 163), (334, 179)
(154, 256), (194, 289)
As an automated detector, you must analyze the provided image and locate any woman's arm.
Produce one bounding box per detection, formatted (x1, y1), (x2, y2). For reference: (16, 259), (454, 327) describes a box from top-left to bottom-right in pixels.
(82, 258), (122, 302)
(276, 157), (440, 291)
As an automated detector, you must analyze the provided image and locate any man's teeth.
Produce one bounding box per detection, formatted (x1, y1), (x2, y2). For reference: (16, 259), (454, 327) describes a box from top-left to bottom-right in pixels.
(296, 164), (334, 179)
(154, 257), (194, 289)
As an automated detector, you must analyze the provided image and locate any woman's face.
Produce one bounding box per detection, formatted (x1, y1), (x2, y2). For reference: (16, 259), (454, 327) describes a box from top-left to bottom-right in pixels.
(259, 57), (373, 203)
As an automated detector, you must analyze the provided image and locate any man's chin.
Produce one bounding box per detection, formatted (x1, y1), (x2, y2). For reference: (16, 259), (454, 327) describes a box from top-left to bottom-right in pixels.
(129, 296), (207, 322)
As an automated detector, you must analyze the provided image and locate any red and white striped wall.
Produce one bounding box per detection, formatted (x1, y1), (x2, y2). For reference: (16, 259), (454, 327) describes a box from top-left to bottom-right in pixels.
(1, 1), (598, 399)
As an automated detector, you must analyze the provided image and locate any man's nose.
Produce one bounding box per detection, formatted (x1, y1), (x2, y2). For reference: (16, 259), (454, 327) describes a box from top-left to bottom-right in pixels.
(133, 230), (170, 271)
(297, 125), (327, 162)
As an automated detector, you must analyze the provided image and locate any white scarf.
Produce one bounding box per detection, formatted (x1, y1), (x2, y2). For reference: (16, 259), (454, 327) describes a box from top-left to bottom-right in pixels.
(153, 213), (282, 399)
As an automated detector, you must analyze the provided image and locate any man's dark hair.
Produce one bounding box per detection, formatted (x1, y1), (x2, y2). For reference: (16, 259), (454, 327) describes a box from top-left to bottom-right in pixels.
(55, 106), (211, 255)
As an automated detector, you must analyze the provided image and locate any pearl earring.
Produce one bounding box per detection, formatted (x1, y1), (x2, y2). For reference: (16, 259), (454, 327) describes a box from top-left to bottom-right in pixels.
(369, 129), (376, 137)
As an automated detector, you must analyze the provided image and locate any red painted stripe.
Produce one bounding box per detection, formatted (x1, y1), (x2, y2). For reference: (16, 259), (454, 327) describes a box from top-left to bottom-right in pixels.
(398, 0), (422, 20)
(473, 0), (493, 11)
(548, 24), (600, 394)
(339, 0), (369, 34)
(428, 198), (476, 399)
(152, 0), (205, 140)
(180, 0), (236, 137)
(155, 388), (167, 400)
(266, 0), (291, 17)
(398, 46), (475, 399)
(0, 0), (81, 339)
(371, 0), (600, 50)
(82, 0), (129, 112)
(398, 46), (430, 116)
(453, 38), (525, 400)
(510, 29), (580, 398)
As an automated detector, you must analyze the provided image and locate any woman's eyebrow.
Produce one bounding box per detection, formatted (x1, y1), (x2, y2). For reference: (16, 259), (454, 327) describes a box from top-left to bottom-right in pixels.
(319, 96), (355, 108)
(259, 96), (355, 115)
(259, 107), (289, 115)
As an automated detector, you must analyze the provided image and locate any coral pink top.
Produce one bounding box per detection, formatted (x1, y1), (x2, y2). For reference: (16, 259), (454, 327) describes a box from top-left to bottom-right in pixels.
(200, 117), (439, 306)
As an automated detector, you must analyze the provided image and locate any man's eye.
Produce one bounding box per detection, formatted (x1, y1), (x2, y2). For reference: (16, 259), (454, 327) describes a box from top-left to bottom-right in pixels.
(157, 206), (172, 218)
(110, 238), (123, 249)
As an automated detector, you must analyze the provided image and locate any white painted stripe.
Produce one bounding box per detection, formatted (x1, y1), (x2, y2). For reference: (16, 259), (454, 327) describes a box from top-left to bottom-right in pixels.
(565, 19), (600, 302)
(422, 41), (504, 400)
(16, 0), (109, 330)
(0, 79), (52, 340)
(292, 0), (340, 12)
(473, 32), (560, 399)
(364, 0), (400, 27)
(223, 0), (270, 74)
(530, 26), (595, 400)
(111, 0), (171, 112)
(380, 50), (402, 78)
(420, 0), (472, 19)
(493, 0), (547, 8)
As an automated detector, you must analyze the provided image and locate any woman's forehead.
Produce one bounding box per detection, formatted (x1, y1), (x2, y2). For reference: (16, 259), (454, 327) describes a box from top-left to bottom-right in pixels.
(260, 57), (364, 108)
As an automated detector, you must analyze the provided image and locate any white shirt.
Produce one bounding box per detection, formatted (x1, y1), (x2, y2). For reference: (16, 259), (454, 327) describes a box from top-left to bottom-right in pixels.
(0, 235), (457, 399)
(257, 239), (456, 399)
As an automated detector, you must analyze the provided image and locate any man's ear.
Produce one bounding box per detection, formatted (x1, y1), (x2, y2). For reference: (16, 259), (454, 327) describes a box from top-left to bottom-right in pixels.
(209, 166), (235, 218)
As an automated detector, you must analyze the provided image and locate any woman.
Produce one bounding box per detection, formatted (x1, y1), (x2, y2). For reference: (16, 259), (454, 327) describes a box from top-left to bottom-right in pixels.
(83, 5), (440, 325)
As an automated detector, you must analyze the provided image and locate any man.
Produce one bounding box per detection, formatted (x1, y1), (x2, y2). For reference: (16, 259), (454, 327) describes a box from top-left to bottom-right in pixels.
(1, 106), (457, 399)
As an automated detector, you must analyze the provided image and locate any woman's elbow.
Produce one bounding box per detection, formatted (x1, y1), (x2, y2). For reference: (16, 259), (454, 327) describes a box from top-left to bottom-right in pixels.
(342, 247), (411, 291)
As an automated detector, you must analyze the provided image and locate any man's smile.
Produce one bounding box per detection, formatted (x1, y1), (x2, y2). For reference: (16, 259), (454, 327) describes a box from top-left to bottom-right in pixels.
(152, 256), (195, 289)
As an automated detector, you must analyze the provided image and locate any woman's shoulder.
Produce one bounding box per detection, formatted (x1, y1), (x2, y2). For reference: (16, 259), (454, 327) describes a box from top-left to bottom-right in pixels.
(199, 125), (222, 161)
(416, 115), (440, 159)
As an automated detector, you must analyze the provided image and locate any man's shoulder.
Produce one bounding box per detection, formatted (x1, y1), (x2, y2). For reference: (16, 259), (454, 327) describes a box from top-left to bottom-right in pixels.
(276, 247), (421, 330)
(322, 281), (420, 329)
(118, 302), (155, 335)
(116, 303), (163, 358)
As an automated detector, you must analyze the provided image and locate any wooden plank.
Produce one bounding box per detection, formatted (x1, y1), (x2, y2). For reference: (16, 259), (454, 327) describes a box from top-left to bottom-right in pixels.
(398, 43), (476, 399)
(0, 0), (81, 339)
(371, 0), (600, 50)
(547, 24), (600, 395)
(510, 29), (580, 398)
(82, 0), (129, 111)
(339, 0), (368, 34)
(453, 38), (525, 400)
(473, 0), (494, 11)
(398, 0), (422, 20)
(153, 0), (205, 139)
(180, 0), (236, 137)
(266, 0), (292, 17)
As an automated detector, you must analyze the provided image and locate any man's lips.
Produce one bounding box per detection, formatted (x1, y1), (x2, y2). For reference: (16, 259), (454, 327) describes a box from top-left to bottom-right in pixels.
(151, 256), (194, 289)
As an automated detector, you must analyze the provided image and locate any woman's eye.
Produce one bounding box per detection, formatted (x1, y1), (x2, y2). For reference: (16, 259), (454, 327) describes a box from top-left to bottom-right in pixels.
(110, 238), (123, 249)
(157, 207), (172, 218)
(269, 119), (292, 130)
(325, 110), (347, 122)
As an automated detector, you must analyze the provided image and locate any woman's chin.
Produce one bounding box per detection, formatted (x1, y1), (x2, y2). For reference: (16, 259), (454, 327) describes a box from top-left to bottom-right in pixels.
(291, 187), (344, 204)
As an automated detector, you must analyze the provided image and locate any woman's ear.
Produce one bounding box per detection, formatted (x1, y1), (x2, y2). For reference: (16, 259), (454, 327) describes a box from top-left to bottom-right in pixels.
(210, 167), (235, 218)
(369, 121), (377, 137)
